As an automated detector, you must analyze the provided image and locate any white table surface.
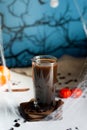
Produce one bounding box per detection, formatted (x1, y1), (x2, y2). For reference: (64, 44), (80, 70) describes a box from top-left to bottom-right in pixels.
(0, 71), (87, 130)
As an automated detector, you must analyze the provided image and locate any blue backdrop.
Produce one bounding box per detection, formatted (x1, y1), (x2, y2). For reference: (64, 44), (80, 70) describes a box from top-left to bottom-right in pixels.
(0, 0), (87, 67)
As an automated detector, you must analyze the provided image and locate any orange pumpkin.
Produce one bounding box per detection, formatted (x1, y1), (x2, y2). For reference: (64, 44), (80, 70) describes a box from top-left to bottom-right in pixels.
(0, 66), (10, 86)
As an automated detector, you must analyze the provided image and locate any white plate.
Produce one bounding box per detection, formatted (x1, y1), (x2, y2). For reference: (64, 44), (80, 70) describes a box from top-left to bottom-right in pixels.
(0, 71), (87, 130)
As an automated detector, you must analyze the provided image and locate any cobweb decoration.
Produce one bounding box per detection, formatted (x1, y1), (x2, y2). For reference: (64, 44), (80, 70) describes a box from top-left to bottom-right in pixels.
(73, 0), (87, 82)
(73, 0), (87, 37)
(0, 25), (6, 66)
(0, 23), (12, 91)
(43, 0), (87, 121)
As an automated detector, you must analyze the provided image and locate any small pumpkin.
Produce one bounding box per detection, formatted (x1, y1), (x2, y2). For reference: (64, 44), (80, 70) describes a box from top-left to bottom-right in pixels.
(0, 66), (11, 86)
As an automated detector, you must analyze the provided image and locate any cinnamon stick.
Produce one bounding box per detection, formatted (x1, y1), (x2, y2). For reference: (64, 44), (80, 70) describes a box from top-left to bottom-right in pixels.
(5, 88), (30, 92)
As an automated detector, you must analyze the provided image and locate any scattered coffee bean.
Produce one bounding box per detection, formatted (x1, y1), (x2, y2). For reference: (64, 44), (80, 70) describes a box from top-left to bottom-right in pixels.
(66, 126), (79, 130)
(9, 128), (14, 130)
(65, 80), (73, 84)
(12, 81), (21, 86)
(66, 128), (72, 130)
(75, 126), (79, 129)
(14, 119), (17, 122)
(68, 73), (71, 76)
(14, 122), (20, 127)
(59, 82), (62, 85)
(82, 95), (86, 98)
(59, 76), (65, 79)
(12, 83), (16, 85)
(74, 79), (78, 82)
(14, 118), (20, 122)
(58, 73), (61, 75)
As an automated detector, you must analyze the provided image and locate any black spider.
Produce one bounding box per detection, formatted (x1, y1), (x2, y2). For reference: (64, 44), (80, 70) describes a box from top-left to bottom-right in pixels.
(38, 0), (46, 4)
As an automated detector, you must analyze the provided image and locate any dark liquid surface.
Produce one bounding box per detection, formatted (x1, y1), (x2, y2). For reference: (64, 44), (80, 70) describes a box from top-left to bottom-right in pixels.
(32, 58), (58, 107)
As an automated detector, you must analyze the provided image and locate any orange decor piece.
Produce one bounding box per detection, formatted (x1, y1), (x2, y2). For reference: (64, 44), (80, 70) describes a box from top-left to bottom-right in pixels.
(0, 66), (11, 86)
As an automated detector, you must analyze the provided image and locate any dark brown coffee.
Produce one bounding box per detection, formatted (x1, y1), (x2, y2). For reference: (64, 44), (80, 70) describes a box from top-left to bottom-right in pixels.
(32, 56), (58, 108)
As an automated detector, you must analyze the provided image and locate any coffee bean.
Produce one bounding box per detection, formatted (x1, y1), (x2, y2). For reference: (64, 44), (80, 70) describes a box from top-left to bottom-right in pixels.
(66, 128), (72, 130)
(9, 128), (14, 130)
(58, 73), (61, 75)
(14, 118), (20, 122)
(14, 122), (20, 127)
(59, 76), (65, 79)
(58, 82), (62, 85)
(74, 79), (78, 82)
(65, 80), (73, 84)
(82, 95), (86, 98)
(14, 119), (17, 122)
(68, 73), (71, 76)
(75, 126), (79, 129)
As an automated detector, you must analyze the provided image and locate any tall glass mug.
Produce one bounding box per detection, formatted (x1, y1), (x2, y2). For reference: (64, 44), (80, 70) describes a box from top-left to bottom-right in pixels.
(32, 55), (58, 108)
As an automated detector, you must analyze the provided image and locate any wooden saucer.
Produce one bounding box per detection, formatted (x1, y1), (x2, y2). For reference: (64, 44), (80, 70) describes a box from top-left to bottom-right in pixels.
(19, 99), (64, 121)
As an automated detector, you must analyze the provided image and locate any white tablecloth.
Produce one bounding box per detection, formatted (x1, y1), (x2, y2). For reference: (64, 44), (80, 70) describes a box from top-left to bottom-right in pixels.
(0, 71), (87, 130)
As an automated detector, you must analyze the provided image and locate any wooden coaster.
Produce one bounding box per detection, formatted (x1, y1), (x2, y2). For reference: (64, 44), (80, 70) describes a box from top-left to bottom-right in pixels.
(19, 99), (64, 121)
